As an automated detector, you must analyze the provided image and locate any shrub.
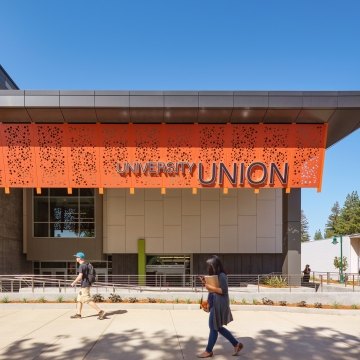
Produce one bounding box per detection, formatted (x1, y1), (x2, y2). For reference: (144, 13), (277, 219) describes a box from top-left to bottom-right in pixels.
(261, 297), (274, 305)
(230, 298), (237, 304)
(147, 297), (156, 303)
(38, 297), (47, 303)
(56, 296), (64, 303)
(314, 302), (322, 308)
(159, 298), (166, 303)
(185, 298), (191, 304)
(241, 298), (248, 305)
(22, 298), (28, 303)
(109, 293), (123, 303)
(174, 298), (180, 303)
(297, 301), (307, 307)
(351, 304), (358, 309)
(332, 302), (340, 309)
(128, 297), (138, 303)
(263, 276), (288, 288)
(252, 299), (259, 305)
(279, 301), (287, 306)
(1, 296), (9, 303)
(92, 294), (104, 303)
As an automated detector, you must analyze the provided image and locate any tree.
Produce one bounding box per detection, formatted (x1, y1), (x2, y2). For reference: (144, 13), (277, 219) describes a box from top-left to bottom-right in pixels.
(314, 229), (323, 240)
(336, 191), (360, 235)
(333, 256), (348, 272)
(301, 210), (310, 242)
(324, 201), (340, 238)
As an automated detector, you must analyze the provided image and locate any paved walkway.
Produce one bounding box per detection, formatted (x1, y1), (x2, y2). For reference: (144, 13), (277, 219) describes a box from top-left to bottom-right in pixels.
(0, 304), (359, 359)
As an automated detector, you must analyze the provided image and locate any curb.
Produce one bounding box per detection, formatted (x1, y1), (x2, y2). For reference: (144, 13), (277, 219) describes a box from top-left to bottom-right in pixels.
(1, 302), (360, 315)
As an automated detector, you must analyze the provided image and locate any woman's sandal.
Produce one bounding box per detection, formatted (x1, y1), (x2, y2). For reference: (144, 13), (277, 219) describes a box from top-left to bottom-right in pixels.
(233, 342), (244, 356)
(197, 351), (213, 358)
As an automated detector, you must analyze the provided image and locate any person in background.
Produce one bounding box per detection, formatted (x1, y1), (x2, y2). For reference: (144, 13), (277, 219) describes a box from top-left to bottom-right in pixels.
(197, 255), (243, 358)
(70, 251), (106, 320)
(303, 264), (311, 283)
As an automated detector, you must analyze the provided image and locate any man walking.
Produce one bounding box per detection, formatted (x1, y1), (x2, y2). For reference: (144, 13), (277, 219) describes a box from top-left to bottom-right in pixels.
(70, 251), (106, 320)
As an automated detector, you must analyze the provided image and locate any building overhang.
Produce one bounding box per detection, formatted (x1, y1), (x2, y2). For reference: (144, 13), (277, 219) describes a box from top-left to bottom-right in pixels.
(0, 90), (359, 148)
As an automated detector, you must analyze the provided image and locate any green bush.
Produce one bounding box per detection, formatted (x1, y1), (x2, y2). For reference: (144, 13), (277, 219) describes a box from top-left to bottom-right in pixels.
(92, 294), (104, 303)
(351, 304), (358, 309)
(109, 293), (123, 303)
(128, 297), (138, 303)
(38, 297), (47, 303)
(147, 297), (157, 303)
(1, 296), (9, 303)
(261, 297), (274, 305)
(263, 276), (288, 288)
(252, 299), (259, 305)
(332, 302), (340, 309)
(56, 296), (64, 303)
(297, 301), (307, 307)
(314, 302), (322, 308)
(279, 301), (287, 306)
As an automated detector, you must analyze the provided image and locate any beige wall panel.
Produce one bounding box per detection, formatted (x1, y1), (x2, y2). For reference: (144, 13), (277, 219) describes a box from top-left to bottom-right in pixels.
(238, 189), (256, 215)
(107, 188), (125, 197)
(275, 193), (283, 226)
(164, 197), (181, 225)
(182, 190), (200, 215)
(107, 225), (126, 253)
(220, 188), (237, 198)
(201, 201), (220, 238)
(238, 216), (257, 253)
(145, 237), (164, 253)
(220, 226), (237, 253)
(258, 188), (276, 200)
(164, 225), (182, 253)
(257, 200), (276, 238)
(145, 188), (163, 201)
(125, 216), (144, 253)
(220, 197), (237, 225)
(201, 188), (220, 201)
(166, 189), (182, 197)
(107, 196), (125, 226)
(145, 201), (163, 237)
(182, 216), (200, 252)
(276, 224), (283, 253)
(126, 189), (144, 215)
(257, 237), (276, 253)
(201, 237), (219, 253)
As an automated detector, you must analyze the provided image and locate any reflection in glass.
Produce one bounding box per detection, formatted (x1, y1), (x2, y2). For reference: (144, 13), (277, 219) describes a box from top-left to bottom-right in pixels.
(79, 223), (95, 237)
(50, 222), (79, 237)
(34, 223), (49, 237)
(50, 198), (78, 222)
(34, 198), (49, 221)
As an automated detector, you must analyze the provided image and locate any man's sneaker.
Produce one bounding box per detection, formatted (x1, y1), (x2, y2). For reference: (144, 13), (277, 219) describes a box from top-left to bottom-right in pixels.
(97, 310), (106, 320)
(70, 314), (81, 319)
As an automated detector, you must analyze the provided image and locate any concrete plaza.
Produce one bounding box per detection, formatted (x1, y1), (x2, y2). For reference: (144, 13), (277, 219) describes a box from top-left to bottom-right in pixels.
(0, 304), (359, 359)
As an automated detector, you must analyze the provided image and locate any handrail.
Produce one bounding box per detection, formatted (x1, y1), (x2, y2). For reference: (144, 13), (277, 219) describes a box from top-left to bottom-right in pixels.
(0, 272), (359, 294)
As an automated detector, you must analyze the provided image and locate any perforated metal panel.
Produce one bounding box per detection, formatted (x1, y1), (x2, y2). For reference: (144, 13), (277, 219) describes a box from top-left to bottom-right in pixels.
(0, 123), (327, 190)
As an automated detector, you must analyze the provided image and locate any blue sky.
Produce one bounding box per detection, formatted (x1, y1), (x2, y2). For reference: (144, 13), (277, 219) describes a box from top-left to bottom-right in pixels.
(2, 0), (360, 237)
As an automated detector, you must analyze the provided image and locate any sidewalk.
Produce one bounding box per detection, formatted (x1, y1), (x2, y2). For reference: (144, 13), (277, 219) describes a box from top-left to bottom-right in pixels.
(0, 304), (359, 359)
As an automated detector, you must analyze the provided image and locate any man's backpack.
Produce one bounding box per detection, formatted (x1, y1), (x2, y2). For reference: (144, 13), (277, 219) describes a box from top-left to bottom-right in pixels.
(86, 263), (97, 285)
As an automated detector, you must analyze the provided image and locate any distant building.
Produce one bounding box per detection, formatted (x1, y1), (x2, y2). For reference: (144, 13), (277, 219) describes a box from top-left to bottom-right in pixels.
(301, 234), (360, 274)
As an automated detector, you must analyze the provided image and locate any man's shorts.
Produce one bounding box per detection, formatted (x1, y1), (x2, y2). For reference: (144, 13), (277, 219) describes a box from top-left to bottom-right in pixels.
(77, 287), (91, 303)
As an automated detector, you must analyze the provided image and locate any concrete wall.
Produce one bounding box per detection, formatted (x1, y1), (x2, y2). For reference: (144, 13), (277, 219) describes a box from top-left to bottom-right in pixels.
(103, 188), (283, 255)
(301, 237), (358, 273)
(0, 189), (31, 274)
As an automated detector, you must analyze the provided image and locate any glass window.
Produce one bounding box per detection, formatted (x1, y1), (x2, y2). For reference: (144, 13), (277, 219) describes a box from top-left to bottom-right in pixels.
(33, 188), (95, 238)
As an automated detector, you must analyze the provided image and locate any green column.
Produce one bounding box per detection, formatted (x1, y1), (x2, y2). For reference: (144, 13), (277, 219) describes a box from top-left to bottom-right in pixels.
(138, 238), (146, 285)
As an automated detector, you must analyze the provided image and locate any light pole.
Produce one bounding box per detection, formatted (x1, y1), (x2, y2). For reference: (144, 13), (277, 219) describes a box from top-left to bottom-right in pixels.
(332, 235), (344, 283)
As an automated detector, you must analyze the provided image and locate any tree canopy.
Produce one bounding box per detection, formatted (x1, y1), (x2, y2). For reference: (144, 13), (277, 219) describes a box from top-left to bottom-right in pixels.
(301, 210), (310, 242)
(324, 191), (360, 236)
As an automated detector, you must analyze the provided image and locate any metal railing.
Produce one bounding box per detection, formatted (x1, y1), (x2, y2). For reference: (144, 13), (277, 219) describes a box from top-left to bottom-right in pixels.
(0, 272), (359, 294)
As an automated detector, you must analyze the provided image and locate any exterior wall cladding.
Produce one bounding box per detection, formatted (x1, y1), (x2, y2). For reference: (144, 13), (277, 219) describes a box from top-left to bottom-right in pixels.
(105, 188), (288, 275)
(0, 190), (31, 274)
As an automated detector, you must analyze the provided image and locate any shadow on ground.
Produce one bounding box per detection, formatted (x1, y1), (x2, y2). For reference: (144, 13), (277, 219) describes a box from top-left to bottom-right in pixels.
(1, 325), (359, 359)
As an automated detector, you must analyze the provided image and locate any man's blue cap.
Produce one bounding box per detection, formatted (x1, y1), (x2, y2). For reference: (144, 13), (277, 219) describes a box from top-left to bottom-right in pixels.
(73, 251), (85, 259)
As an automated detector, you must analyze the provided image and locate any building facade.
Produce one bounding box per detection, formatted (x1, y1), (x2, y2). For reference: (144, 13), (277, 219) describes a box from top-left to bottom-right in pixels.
(0, 66), (359, 277)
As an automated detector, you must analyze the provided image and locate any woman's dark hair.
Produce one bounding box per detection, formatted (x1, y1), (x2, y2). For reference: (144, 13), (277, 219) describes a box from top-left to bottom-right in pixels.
(206, 255), (226, 275)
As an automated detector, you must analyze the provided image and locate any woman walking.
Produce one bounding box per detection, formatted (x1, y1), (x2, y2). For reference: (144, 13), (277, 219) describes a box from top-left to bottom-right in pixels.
(197, 255), (243, 358)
